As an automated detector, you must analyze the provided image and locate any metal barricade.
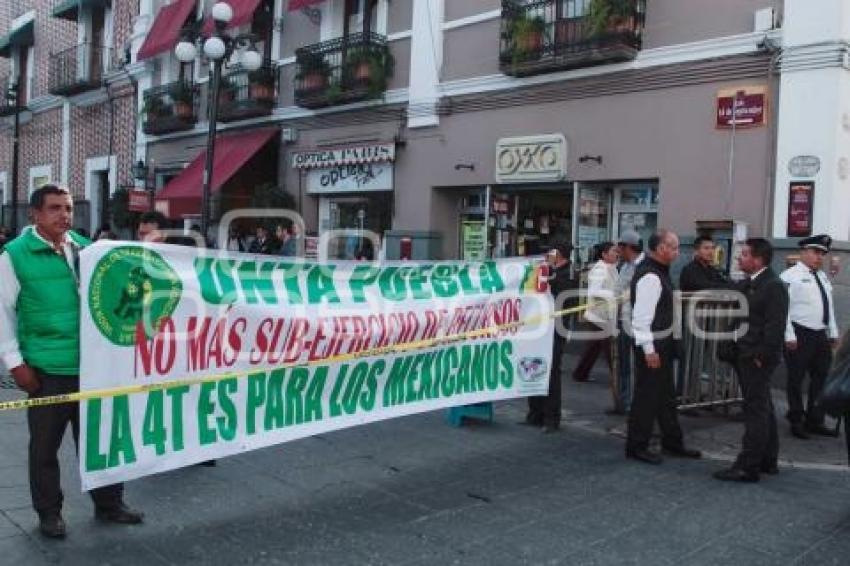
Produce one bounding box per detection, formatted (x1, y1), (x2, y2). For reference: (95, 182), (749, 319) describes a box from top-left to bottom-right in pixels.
(677, 293), (742, 412)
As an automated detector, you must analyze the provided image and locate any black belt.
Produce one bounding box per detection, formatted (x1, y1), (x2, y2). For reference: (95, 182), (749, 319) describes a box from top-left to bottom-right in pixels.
(792, 322), (828, 336)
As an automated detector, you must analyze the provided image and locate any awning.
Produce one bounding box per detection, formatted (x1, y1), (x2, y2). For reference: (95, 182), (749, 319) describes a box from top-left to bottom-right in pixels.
(288, 0), (326, 11)
(202, 0), (263, 36)
(52, 0), (111, 22)
(155, 127), (278, 219)
(137, 0), (197, 61)
(0, 19), (35, 58)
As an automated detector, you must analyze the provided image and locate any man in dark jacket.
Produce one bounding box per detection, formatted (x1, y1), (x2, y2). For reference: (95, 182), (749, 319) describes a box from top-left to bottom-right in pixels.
(679, 235), (729, 292)
(525, 241), (574, 433)
(626, 230), (701, 464)
(714, 238), (789, 482)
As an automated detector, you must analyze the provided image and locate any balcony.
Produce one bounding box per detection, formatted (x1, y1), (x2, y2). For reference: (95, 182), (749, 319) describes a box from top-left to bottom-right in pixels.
(48, 43), (109, 96)
(294, 32), (393, 109)
(499, 0), (645, 77)
(217, 61), (278, 123)
(142, 80), (200, 136)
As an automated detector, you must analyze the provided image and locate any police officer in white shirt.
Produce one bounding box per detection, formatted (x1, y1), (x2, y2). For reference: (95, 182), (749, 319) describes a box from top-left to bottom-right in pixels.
(780, 234), (840, 439)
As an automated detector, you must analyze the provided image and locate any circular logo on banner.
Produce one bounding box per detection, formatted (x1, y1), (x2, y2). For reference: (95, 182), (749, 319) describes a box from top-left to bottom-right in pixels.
(89, 246), (183, 346)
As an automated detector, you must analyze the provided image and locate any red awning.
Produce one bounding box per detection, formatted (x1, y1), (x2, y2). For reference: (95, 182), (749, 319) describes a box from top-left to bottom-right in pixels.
(202, 0), (263, 35)
(155, 127), (278, 219)
(137, 0), (197, 61)
(288, 0), (326, 11)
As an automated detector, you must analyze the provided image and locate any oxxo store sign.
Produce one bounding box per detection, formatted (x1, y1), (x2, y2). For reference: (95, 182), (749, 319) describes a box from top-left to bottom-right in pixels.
(293, 143), (395, 194)
(495, 134), (568, 183)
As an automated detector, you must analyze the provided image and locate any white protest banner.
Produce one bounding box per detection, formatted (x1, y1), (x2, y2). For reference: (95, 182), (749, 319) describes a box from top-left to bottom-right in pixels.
(79, 243), (554, 490)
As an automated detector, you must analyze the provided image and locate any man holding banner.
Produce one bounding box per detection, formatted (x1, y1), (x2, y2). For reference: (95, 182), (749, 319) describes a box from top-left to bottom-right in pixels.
(0, 185), (144, 539)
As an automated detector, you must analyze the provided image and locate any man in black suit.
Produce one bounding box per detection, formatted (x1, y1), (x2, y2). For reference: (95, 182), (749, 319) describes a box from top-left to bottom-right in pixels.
(679, 235), (729, 292)
(714, 238), (789, 482)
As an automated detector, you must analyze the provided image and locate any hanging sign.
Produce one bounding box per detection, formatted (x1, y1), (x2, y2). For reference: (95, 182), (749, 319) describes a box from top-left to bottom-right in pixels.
(716, 86), (767, 129)
(787, 182), (814, 237)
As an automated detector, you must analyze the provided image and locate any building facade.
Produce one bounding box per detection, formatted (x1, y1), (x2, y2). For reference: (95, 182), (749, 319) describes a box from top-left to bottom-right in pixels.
(133, 1), (847, 283)
(0, 0), (139, 235)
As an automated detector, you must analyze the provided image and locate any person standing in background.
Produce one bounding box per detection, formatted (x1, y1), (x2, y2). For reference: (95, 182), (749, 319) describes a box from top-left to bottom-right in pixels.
(679, 235), (729, 292)
(781, 234), (841, 439)
(612, 230), (645, 415)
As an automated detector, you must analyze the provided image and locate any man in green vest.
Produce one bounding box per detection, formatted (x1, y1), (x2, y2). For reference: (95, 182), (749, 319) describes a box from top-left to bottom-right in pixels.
(0, 185), (143, 539)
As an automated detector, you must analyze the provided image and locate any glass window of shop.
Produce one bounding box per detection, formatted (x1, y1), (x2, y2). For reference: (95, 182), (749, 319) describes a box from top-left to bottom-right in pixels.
(612, 182), (659, 244)
(320, 195), (393, 260)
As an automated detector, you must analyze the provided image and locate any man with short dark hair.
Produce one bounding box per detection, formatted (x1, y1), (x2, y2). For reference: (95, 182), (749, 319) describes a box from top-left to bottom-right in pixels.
(0, 185), (143, 538)
(137, 211), (170, 243)
(714, 238), (788, 482)
(679, 235), (728, 292)
(612, 230), (645, 414)
(626, 230), (701, 464)
(525, 240), (573, 433)
(781, 234), (840, 439)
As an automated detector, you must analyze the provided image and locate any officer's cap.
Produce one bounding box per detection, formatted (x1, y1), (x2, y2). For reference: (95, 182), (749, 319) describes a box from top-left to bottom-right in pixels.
(798, 234), (832, 253)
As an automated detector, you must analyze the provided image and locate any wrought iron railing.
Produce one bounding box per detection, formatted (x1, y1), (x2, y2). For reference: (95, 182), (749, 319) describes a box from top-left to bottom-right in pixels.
(499, 0), (645, 76)
(142, 80), (200, 135)
(48, 42), (109, 96)
(218, 60), (278, 122)
(294, 32), (393, 109)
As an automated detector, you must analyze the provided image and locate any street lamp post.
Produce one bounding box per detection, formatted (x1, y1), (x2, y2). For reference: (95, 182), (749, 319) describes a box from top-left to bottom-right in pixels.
(132, 159), (155, 212)
(5, 81), (21, 236)
(174, 2), (263, 240)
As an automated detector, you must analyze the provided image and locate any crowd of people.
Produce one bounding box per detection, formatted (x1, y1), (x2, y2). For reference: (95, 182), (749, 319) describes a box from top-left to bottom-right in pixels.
(0, 183), (845, 541)
(524, 228), (843, 484)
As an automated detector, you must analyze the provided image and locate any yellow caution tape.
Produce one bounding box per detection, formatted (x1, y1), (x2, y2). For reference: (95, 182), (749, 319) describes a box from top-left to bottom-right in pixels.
(0, 304), (592, 411)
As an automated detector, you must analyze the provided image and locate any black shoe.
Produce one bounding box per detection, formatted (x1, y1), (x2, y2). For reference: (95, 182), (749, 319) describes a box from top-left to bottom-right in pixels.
(38, 513), (66, 539)
(662, 446), (702, 459)
(626, 449), (663, 465)
(572, 375), (593, 383)
(519, 415), (543, 427)
(541, 424), (560, 434)
(196, 459), (218, 467)
(760, 463), (779, 475)
(805, 423), (840, 438)
(605, 407), (627, 416)
(713, 467), (759, 483)
(790, 423), (810, 440)
(95, 504), (144, 525)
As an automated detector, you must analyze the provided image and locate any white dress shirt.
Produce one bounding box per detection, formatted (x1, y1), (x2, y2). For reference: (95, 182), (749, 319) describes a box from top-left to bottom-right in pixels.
(631, 272), (662, 355)
(780, 261), (839, 341)
(0, 226), (82, 371)
(585, 260), (618, 328)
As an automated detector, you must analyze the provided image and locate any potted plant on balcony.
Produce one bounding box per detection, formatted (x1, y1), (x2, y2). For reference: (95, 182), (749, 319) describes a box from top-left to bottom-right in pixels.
(169, 81), (194, 119)
(141, 95), (171, 119)
(587, 0), (635, 37)
(508, 13), (546, 64)
(345, 46), (393, 99)
(296, 51), (331, 92)
(248, 65), (276, 102)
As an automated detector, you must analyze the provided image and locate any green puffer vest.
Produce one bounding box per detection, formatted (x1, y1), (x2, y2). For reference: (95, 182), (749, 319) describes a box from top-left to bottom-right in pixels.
(3, 228), (90, 375)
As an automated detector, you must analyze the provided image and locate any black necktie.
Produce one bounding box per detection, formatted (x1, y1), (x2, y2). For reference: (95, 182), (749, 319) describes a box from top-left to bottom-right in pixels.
(811, 269), (830, 326)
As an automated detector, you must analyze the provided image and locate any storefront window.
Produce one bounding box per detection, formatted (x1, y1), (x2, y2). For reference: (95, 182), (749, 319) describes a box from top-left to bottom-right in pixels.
(576, 184), (612, 263)
(613, 182), (659, 245)
(323, 195), (392, 260)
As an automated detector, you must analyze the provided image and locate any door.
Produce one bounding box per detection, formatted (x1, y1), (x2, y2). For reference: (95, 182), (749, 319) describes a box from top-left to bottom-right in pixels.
(89, 8), (106, 81)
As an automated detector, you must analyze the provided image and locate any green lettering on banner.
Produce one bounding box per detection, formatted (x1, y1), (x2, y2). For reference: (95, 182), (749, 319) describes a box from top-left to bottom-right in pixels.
(383, 356), (413, 407)
(167, 385), (189, 451)
(361, 360), (382, 411)
(194, 258), (238, 305)
(307, 265), (340, 304)
(343, 362), (368, 415)
(329, 364), (348, 417)
(429, 349), (445, 400)
(471, 344), (486, 392)
(108, 395), (136, 467)
(479, 262), (506, 293)
(456, 346), (472, 394)
(264, 369), (285, 431)
(304, 367), (327, 423)
(198, 382), (217, 445)
(441, 347), (459, 397)
(500, 340), (514, 387)
(349, 266), (380, 303)
(404, 353), (423, 403)
(238, 261), (278, 304)
(142, 390), (167, 455)
(408, 266), (432, 300)
(458, 265), (478, 295)
(85, 399), (107, 472)
(285, 368), (309, 426)
(246, 371), (267, 435)
(279, 263), (307, 304)
(431, 265), (459, 298)
(217, 378), (238, 441)
(418, 351), (435, 401)
(378, 267), (408, 301)
(484, 343), (499, 391)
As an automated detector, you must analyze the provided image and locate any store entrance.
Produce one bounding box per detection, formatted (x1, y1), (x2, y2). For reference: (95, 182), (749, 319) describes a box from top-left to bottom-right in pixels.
(320, 194), (393, 260)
